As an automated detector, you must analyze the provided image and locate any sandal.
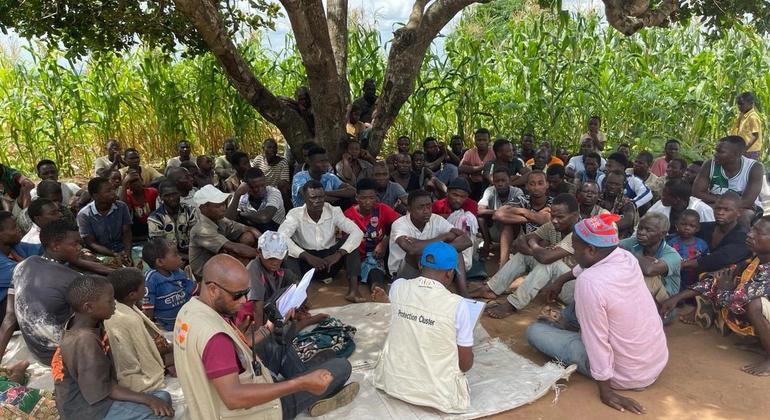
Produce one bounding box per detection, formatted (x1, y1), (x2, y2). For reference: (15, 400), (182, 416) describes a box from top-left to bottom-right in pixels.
(537, 305), (564, 326)
(694, 295), (716, 330)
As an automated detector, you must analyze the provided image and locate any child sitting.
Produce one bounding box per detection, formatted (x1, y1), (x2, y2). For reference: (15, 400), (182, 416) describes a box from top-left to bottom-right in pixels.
(104, 268), (171, 393)
(141, 238), (197, 331)
(52, 275), (174, 419)
(667, 209), (710, 290)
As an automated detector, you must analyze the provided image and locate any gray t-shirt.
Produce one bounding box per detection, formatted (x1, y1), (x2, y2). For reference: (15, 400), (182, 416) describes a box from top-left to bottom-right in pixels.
(12, 256), (82, 364)
(479, 186), (524, 210)
(376, 181), (407, 209)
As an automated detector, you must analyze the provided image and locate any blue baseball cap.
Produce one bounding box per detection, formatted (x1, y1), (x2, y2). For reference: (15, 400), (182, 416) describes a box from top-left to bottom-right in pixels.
(420, 242), (458, 271)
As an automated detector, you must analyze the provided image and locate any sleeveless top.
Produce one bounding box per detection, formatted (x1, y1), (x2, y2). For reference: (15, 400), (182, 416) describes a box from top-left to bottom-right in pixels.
(709, 156), (759, 205)
(373, 277), (470, 413)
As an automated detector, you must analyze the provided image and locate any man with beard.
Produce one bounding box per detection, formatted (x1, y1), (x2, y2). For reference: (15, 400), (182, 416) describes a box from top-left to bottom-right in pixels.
(598, 171), (638, 239)
(372, 162), (408, 214)
(173, 254), (358, 419)
(576, 181), (608, 220)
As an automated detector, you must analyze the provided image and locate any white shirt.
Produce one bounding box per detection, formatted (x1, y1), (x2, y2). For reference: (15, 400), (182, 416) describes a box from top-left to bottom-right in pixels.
(31, 182), (80, 206)
(566, 155), (606, 174)
(596, 173), (652, 208)
(21, 223), (41, 244)
(278, 203), (363, 258)
(647, 197), (715, 223)
(389, 278), (473, 347)
(389, 214), (472, 274)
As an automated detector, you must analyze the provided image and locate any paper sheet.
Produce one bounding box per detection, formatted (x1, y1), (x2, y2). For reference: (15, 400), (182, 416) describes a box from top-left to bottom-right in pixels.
(277, 268), (314, 317)
(462, 298), (486, 327)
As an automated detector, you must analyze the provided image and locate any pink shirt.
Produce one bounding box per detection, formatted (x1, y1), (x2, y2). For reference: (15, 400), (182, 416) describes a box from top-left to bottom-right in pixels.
(650, 156), (668, 177)
(573, 248), (668, 389)
(460, 147), (496, 182)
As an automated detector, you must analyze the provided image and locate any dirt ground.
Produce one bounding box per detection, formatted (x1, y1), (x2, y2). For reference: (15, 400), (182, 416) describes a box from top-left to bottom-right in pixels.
(306, 262), (770, 420)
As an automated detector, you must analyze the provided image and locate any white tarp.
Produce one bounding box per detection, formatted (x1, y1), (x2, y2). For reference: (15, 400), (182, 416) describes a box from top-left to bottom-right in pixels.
(296, 302), (575, 420)
(3, 303), (574, 419)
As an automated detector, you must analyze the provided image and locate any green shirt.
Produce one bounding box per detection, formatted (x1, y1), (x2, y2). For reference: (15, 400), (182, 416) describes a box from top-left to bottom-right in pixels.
(619, 237), (682, 296)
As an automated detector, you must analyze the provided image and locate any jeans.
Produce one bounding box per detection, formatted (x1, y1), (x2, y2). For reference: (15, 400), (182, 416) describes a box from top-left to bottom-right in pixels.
(257, 334), (353, 419)
(526, 303), (590, 377)
(280, 359), (352, 419)
(435, 164), (459, 184)
(104, 390), (172, 420)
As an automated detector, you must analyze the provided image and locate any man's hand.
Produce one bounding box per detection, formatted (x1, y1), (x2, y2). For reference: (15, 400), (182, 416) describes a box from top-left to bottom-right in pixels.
(235, 182), (250, 196)
(714, 267), (737, 291)
(300, 369), (334, 395)
(323, 251), (343, 268)
(373, 241), (387, 260)
(143, 395), (175, 417)
(542, 281), (564, 303)
(116, 251), (132, 267)
(600, 388), (645, 414)
(153, 334), (171, 355)
(301, 253), (327, 271)
(658, 297), (678, 317)
(123, 170), (141, 186)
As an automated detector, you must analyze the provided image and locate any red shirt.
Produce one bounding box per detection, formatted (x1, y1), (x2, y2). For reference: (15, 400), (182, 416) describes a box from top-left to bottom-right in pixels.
(431, 198), (478, 216)
(125, 187), (159, 223)
(344, 203), (400, 258)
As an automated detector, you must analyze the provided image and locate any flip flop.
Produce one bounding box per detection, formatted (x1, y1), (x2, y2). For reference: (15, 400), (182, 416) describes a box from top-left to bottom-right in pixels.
(694, 295), (716, 330)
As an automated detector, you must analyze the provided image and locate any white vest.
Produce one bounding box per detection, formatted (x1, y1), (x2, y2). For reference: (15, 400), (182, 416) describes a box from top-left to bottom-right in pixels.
(373, 277), (470, 413)
(173, 297), (281, 420)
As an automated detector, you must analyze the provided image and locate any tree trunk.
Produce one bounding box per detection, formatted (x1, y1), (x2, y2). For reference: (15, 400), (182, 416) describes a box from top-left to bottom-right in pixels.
(280, 0), (349, 159)
(367, 0), (489, 156)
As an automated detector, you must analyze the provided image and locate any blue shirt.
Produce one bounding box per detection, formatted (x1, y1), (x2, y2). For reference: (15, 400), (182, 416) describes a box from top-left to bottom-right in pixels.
(291, 171), (343, 207)
(143, 269), (196, 331)
(0, 242), (42, 301)
(620, 237), (682, 296)
(667, 235), (710, 290)
(76, 201), (132, 252)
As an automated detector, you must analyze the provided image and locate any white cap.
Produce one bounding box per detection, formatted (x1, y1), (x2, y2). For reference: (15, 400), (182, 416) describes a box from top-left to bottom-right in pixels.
(194, 184), (231, 207)
(258, 231), (288, 259)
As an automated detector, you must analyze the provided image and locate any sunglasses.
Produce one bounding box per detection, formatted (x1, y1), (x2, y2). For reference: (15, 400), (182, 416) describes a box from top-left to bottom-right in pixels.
(208, 281), (250, 300)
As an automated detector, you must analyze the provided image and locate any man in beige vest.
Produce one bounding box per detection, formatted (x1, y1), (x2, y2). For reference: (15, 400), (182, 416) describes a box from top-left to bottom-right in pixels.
(173, 254), (358, 419)
(372, 242), (475, 413)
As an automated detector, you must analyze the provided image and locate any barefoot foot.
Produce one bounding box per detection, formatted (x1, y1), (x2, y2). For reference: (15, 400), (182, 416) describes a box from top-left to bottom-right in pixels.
(345, 293), (367, 303)
(679, 310), (697, 325)
(486, 302), (517, 319)
(742, 358), (770, 376)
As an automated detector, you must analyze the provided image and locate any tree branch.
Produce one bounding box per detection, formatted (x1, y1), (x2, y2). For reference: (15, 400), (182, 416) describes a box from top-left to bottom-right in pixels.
(327, 0), (349, 85)
(368, 0), (487, 155)
(173, 0), (311, 147)
(603, 0), (678, 36)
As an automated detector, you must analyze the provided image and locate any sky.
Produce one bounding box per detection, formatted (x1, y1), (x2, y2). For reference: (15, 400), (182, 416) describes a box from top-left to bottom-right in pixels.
(0, 0), (605, 61)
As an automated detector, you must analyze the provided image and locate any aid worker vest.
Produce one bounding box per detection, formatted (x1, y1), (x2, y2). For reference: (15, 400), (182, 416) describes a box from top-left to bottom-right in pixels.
(173, 297), (281, 420)
(373, 277), (471, 413)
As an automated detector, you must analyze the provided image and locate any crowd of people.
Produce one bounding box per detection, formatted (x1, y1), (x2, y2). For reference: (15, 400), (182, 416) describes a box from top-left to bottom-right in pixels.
(0, 86), (768, 419)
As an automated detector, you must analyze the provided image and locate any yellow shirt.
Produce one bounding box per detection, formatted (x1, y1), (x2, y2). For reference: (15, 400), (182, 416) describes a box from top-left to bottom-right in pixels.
(120, 165), (163, 186)
(731, 108), (763, 153)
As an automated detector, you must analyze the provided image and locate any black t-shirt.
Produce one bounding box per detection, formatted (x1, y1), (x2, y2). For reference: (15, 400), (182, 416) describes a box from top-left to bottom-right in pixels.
(53, 322), (116, 420)
(12, 256), (82, 364)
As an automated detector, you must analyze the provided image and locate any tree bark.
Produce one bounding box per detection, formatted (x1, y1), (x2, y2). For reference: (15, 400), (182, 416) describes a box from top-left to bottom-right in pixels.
(281, 0), (349, 159)
(173, 0), (312, 152)
(367, 0), (489, 156)
(603, 0), (679, 36)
